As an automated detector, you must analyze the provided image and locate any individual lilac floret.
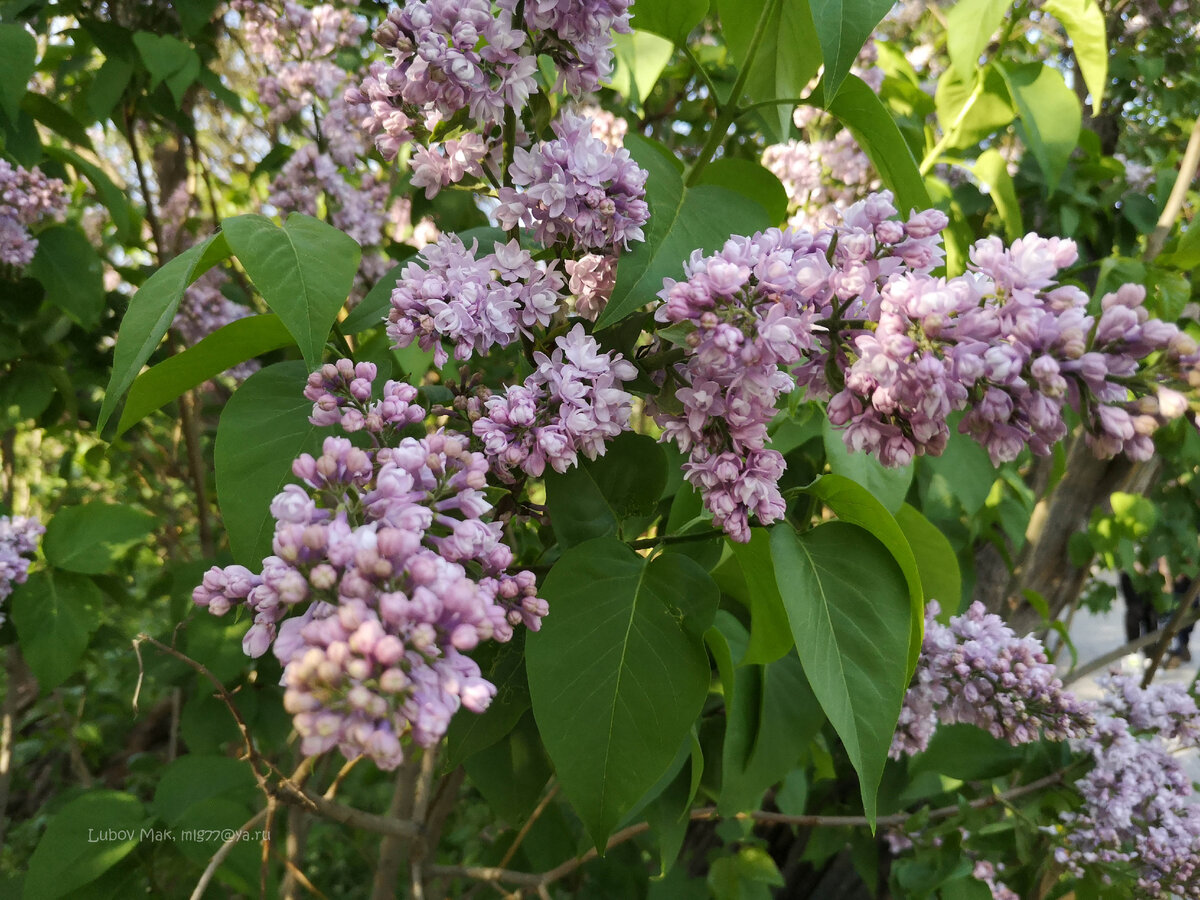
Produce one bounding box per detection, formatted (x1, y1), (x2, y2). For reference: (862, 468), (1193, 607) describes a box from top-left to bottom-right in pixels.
(409, 134), (491, 199)
(472, 324), (636, 478)
(194, 371), (546, 769)
(495, 113), (649, 252)
(523, 0), (632, 95)
(890, 601), (1093, 758)
(386, 235), (566, 366)
(304, 359), (426, 435)
(0, 160), (67, 268)
(0, 515), (44, 624)
(1054, 673), (1200, 898)
(345, 0), (536, 159)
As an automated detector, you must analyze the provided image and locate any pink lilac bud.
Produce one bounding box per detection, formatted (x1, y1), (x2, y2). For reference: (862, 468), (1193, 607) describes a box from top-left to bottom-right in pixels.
(472, 324), (637, 478)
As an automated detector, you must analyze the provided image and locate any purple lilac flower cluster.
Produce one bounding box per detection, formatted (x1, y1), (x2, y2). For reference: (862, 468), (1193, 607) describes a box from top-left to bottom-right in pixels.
(386, 235), (565, 366)
(194, 363), (546, 769)
(471, 324), (637, 478)
(890, 601), (1093, 757)
(346, 0), (536, 160)
(0, 515), (43, 625)
(524, 0), (632, 95)
(0, 160), (67, 268)
(650, 192), (944, 541)
(495, 114), (649, 252)
(1055, 673), (1200, 898)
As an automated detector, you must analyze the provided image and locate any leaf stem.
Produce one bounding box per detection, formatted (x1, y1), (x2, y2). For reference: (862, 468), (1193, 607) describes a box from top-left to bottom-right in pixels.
(919, 75), (985, 176)
(682, 45), (722, 109)
(628, 528), (726, 550)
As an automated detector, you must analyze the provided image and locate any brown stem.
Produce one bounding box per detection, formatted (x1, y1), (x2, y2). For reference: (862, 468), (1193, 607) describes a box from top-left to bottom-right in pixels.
(0, 647), (20, 853)
(427, 772), (1067, 889)
(369, 759), (420, 900)
(1142, 576), (1200, 686)
(177, 386), (215, 557)
(190, 808), (269, 900)
(272, 780), (423, 840)
(497, 780), (559, 870)
(1143, 115), (1200, 261)
(1, 429), (14, 511)
(407, 747), (439, 899)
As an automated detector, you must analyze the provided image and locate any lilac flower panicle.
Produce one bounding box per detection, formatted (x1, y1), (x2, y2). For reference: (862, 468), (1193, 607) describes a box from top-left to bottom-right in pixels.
(0, 515), (43, 624)
(472, 324), (637, 477)
(0, 160), (68, 268)
(194, 363), (546, 769)
(890, 601), (1093, 757)
(523, 0), (632, 95)
(386, 234), (566, 366)
(494, 113), (649, 252)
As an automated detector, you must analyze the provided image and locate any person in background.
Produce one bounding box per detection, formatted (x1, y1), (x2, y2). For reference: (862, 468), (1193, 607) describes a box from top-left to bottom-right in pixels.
(1120, 570), (1158, 649)
(1166, 574), (1196, 668)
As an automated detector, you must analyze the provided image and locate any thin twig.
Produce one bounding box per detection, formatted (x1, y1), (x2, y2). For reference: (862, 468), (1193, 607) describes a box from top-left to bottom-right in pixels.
(272, 779), (423, 839)
(370, 759), (421, 900)
(497, 781), (559, 870)
(1143, 115), (1200, 261)
(0, 648), (20, 853)
(1143, 576), (1200, 686)
(189, 808), (269, 900)
(1062, 606), (1200, 687)
(409, 747), (440, 900)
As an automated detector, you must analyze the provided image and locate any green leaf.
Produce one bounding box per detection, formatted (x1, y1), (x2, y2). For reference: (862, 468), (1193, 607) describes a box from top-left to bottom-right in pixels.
(818, 74), (931, 215)
(821, 416), (914, 513)
(177, 0), (222, 34)
(43, 502), (156, 574)
(917, 425), (997, 518)
(608, 30), (676, 109)
(1043, 0), (1107, 115)
(695, 157), (789, 225)
(43, 146), (140, 243)
(462, 709), (553, 824)
(98, 233), (231, 432)
(28, 225), (105, 329)
(946, 0), (1012, 74)
(808, 0), (894, 100)
(87, 56), (133, 121)
(24, 790), (147, 900)
(152, 756), (258, 825)
(895, 503), (961, 612)
(527, 538), (719, 849)
(631, 0), (710, 45)
(719, 653), (823, 814)
(444, 633), (531, 768)
(770, 520), (912, 823)
(222, 213), (361, 370)
(799, 474), (923, 672)
(0, 23), (35, 123)
(132, 32), (200, 103)
(596, 135), (770, 329)
(116, 314), (295, 436)
(909, 723), (1025, 780)
(972, 148), (1023, 241)
(11, 570), (102, 692)
(1159, 221), (1200, 270)
(719, 0), (821, 140)
(934, 64), (1014, 150)
(997, 61), (1081, 195)
(725, 530), (794, 665)
(543, 432), (667, 547)
(214, 361), (323, 566)
(0, 361), (55, 427)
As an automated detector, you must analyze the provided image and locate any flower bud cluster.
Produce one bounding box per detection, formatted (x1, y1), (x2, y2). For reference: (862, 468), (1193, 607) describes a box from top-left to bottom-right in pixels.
(1054, 673), (1200, 898)
(193, 365), (546, 769)
(0, 514), (43, 624)
(386, 235), (566, 366)
(890, 601), (1093, 758)
(303, 359), (426, 435)
(495, 113), (649, 252)
(564, 253), (617, 320)
(650, 192), (941, 541)
(0, 160), (67, 268)
(472, 324), (637, 478)
(524, 0), (632, 95)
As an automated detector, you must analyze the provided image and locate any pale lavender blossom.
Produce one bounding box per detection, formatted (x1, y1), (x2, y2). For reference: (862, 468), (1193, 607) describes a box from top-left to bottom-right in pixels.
(0, 515), (43, 623)
(523, 0), (632, 95)
(0, 160), (67, 267)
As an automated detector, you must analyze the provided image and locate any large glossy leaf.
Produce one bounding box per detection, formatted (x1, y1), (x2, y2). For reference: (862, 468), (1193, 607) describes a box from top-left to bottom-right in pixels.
(221, 213), (361, 369)
(214, 361), (323, 566)
(808, 0), (895, 100)
(695, 157), (789, 225)
(770, 520), (912, 823)
(595, 135), (770, 329)
(28, 224), (105, 329)
(972, 148), (1023, 241)
(631, 0), (710, 44)
(719, 0), (821, 140)
(544, 431), (667, 547)
(1044, 0), (1107, 115)
(98, 233), (231, 431)
(799, 474), (924, 673)
(117, 314), (295, 436)
(43, 502), (156, 574)
(527, 538), (719, 848)
(0, 23), (35, 123)
(24, 790), (148, 900)
(997, 61), (1081, 196)
(12, 570), (102, 692)
(817, 74), (931, 215)
(151, 755), (258, 825)
(719, 529), (794, 665)
(463, 710), (554, 825)
(821, 415), (914, 513)
(609, 30), (676, 109)
(895, 503), (962, 613)
(934, 64), (1014, 151)
(945, 0), (1012, 74)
